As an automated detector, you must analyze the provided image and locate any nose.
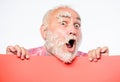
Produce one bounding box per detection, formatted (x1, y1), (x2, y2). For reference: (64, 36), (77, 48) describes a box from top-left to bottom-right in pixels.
(67, 23), (80, 36)
(68, 28), (77, 36)
(69, 31), (76, 35)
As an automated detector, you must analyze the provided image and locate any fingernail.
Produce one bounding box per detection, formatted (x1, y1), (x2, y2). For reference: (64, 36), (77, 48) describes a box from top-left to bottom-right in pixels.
(17, 52), (20, 57)
(89, 58), (93, 61)
(97, 55), (100, 58)
(21, 56), (24, 60)
(26, 55), (30, 59)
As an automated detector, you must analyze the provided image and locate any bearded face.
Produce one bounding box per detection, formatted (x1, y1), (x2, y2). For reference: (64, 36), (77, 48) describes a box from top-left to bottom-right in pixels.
(44, 30), (81, 63)
(43, 8), (82, 63)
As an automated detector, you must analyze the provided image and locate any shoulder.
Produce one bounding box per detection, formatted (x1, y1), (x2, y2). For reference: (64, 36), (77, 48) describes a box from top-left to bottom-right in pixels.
(28, 46), (47, 56)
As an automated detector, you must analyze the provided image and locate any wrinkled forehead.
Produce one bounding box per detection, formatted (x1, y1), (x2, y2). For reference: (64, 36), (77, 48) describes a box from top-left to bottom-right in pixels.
(51, 8), (81, 21)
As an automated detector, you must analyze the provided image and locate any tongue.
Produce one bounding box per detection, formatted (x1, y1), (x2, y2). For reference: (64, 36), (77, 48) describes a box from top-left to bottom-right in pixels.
(66, 43), (72, 48)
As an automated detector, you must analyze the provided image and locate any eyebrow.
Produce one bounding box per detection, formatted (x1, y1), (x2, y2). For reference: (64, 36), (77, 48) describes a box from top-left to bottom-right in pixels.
(76, 17), (81, 21)
(56, 14), (81, 21)
(59, 14), (71, 18)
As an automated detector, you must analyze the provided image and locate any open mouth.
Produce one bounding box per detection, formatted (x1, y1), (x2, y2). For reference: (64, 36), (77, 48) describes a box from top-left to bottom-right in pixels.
(66, 39), (76, 48)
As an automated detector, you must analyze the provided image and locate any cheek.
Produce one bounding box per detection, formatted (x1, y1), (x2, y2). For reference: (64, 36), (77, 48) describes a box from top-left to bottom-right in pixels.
(54, 28), (67, 36)
(77, 30), (82, 40)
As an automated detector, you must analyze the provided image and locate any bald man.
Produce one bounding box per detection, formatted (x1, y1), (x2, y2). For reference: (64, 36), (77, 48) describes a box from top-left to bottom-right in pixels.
(6, 6), (109, 63)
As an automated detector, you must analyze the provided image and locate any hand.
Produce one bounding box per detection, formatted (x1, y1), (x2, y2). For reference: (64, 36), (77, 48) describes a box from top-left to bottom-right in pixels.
(88, 46), (109, 62)
(6, 45), (29, 60)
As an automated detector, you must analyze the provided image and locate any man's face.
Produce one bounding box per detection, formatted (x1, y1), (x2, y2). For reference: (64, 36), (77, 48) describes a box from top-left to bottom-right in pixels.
(45, 8), (82, 63)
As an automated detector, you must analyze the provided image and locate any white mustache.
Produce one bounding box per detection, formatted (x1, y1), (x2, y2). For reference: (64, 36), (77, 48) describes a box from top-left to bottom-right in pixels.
(46, 31), (78, 46)
(65, 35), (77, 44)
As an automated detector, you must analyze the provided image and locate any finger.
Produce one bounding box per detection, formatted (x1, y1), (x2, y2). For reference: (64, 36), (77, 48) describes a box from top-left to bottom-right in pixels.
(20, 47), (30, 60)
(88, 50), (93, 61)
(101, 46), (109, 56)
(6, 46), (16, 54)
(14, 45), (22, 57)
(25, 51), (30, 59)
(91, 49), (98, 62)
(20, 47), (26, 60)
(96, 47), (101, 59)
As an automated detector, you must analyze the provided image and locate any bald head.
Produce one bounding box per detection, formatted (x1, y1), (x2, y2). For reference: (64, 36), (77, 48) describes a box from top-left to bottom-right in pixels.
(42, 6), (81, 27)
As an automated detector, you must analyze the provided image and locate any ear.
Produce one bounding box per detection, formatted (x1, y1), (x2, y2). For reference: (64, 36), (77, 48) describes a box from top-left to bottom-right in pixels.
(40, 24), (47, 40)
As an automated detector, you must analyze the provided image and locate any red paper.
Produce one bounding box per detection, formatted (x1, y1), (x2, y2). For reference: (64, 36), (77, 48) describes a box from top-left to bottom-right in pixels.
(0, 54), (120, 82)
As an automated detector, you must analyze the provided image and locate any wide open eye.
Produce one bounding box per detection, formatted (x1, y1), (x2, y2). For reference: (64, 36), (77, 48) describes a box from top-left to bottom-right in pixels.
(61, 21), (67, 25)
(74, 23), (80, 29)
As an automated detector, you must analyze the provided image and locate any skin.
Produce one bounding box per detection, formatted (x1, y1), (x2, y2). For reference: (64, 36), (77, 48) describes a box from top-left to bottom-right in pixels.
(6, 6), (109, 62)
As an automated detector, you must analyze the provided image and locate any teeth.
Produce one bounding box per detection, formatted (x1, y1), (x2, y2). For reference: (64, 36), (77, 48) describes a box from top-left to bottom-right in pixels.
(65, 35), (76, 44)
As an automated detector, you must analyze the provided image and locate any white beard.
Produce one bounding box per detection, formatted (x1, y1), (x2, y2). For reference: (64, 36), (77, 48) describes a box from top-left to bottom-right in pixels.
(44, 31), (80, 63)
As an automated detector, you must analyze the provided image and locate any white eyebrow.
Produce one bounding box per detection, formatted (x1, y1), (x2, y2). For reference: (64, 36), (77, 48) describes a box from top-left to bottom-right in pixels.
(56, 12), (81, 21)
(56, 12), (71, 19)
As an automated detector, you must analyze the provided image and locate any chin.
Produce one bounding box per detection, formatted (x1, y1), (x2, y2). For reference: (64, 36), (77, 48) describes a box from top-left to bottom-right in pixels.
(59, 53), (77, 63)
(52, 47), (77, 63)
